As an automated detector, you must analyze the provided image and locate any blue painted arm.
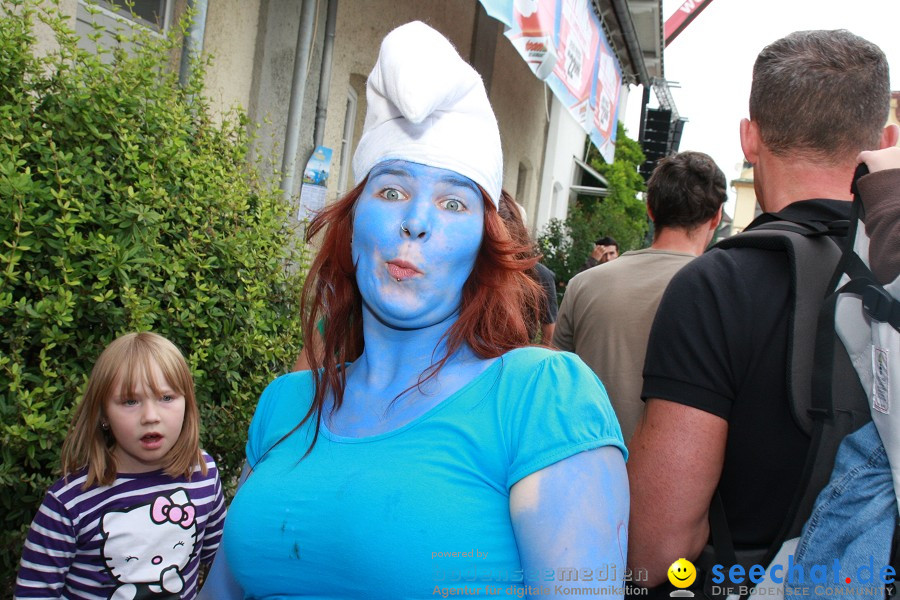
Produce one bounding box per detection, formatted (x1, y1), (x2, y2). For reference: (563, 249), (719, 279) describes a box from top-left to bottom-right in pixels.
(510, 446), (629, 599)
(197, 462), (251, 600)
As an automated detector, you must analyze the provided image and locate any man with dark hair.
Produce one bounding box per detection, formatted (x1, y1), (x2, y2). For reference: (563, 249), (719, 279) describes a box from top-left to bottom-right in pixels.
(628, 29), (899, 585)
(579, 236), (619, 272)
(554, 151), (726, 442)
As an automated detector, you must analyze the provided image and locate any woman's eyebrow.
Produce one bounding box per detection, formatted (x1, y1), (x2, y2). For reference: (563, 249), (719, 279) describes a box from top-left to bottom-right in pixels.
(439, 174), (480, 196)
(368, 165), (411, 180)
(368, 166), (479, 196)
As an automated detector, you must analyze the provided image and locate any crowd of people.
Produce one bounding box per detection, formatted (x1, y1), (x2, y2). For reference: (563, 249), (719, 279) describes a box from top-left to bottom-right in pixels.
(12, 17), (899, 600)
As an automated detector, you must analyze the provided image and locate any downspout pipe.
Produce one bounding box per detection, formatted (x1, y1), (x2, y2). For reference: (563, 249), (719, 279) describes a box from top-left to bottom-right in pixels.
(280, 0), (318, 201)
(178, 0), (209, 88)
(312, 0), (338, 148)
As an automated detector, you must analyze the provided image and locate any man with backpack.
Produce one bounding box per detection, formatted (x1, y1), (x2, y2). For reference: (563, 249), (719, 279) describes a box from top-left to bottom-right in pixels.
(627, 28), (899, 589)
(787, 146), (900, 597)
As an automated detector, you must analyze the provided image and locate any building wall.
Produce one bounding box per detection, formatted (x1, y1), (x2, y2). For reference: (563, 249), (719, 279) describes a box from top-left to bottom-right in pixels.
(536, 96), (584, 232)
(33, 0), (595, 235)
(320, 1), (480, 203)
(488, 26), (549, 228)
(242, 0), (327, 183)
(35, 0), (78, 56)
(730, 163), (758, 235)
(202, 0), (262, 118)
(291, 0), (555, 221)
(49, 0), (261, 122)
(890, 92), (900, 131)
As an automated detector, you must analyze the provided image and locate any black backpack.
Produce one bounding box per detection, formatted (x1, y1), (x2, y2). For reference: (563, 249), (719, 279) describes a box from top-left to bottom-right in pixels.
(700, 164), (900, 599)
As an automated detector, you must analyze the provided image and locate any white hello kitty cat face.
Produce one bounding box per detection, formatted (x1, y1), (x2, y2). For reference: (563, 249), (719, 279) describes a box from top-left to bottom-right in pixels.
(101, 489), (198, 584)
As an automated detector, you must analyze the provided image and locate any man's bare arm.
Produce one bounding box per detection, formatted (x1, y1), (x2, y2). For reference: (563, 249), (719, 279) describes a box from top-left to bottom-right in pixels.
(627, 399), (728, 586)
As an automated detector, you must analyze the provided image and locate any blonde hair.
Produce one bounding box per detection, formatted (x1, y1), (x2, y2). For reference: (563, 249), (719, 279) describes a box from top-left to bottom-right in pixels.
(60, 332), (205, 488)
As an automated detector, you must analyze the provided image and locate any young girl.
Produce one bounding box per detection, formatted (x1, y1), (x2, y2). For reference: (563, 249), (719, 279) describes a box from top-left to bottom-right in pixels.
(14, 332), (226, 600)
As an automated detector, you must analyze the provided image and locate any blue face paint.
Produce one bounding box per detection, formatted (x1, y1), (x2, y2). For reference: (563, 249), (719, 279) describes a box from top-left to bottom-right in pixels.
(352, 160), (485, 331)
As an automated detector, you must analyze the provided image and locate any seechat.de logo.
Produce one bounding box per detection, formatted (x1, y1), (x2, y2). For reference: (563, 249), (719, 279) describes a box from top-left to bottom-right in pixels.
(710, 556), (896, 586)
(668, 558), (697, 598)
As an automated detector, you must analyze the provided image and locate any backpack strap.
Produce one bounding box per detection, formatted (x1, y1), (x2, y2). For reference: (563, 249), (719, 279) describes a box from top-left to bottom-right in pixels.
(704, 211), (870, 598)
(833, 254), (900, 334)
(716, 224), (844, 435)
(744, 210), (849, 238)
(788, 189), (874, 545)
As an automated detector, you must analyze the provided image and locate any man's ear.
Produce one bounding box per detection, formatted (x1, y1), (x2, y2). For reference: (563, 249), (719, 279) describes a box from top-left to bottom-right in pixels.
(740, 119), (760, 164)
(710, 205), (723, 231)
(879, 124), (900, 149)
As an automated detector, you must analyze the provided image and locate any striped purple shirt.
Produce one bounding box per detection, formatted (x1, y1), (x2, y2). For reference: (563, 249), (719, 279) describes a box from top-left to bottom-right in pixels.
(14, 452), (226, 600)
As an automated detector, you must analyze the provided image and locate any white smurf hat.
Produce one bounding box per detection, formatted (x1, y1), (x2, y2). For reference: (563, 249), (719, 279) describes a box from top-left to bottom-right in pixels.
(352, 21), (503, 207)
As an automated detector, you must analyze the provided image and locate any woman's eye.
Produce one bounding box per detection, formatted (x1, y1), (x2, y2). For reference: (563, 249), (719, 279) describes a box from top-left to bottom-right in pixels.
(161, 395), (173, 402)
(442, 199), (465, 212)
(382, 188), (402, 201)
(123, 398), (138, 406)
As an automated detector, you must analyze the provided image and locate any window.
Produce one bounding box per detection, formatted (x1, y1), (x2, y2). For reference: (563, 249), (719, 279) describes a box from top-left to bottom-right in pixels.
(76, 1), (173, 61)
(98, 0), (171, 32)
(516, 162), (529, 202)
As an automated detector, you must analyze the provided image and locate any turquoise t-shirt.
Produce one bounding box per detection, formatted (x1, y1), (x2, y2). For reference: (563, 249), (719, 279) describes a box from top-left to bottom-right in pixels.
(222, 347), (626, 599)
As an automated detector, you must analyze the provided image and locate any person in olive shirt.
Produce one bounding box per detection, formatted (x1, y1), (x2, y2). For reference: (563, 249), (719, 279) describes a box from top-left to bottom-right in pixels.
(554, 151), (726, 442)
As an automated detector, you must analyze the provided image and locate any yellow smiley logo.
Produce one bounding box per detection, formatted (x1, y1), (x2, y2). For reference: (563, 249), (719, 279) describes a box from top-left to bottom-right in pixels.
(667, 558), (697, 588)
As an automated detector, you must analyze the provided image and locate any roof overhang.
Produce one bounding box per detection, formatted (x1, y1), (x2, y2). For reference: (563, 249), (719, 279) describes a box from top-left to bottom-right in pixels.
(591, 0), (663, 87)
(570, 185), (611, 197)
(572, 156), (610, 197)
(574, 156), (609, 187)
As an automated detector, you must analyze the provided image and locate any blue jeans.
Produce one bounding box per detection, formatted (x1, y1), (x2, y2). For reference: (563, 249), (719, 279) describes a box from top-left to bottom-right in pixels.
(789, 422), (897, 597)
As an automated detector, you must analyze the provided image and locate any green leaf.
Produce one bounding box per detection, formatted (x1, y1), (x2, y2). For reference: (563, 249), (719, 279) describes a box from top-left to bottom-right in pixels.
(0, 0), (308, 590)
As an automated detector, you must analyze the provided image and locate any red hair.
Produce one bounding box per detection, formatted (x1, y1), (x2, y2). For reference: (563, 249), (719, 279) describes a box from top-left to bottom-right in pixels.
(290, 181), (542, 456)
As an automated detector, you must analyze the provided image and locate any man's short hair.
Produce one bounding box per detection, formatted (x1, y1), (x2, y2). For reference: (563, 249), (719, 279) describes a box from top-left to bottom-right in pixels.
(594, 236), (618, 249)
(750, 29), (889, 161)
(646, 151), (726, 230)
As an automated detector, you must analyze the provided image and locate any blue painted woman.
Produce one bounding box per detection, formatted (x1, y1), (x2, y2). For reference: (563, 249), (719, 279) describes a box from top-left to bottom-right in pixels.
(202, 21), (628, 600)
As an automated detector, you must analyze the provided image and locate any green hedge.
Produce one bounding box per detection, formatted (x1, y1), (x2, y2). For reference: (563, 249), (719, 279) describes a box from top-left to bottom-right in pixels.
(0, 1), (306, 591)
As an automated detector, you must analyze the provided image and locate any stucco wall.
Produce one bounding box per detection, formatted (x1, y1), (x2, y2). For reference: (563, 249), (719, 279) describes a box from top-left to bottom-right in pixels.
(488, 26), (549, 225)
(243, 0), (327, 188)
(34, 0), (78, 56)
(322, 1), (480, 202)
(535, 96), (585, 232)
(39, 0), (555, 222)
(202, 0), (262, 117)
(890, 92), (900, 135)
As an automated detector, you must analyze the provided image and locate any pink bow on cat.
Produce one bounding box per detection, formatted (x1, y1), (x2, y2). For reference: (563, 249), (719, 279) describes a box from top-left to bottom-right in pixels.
(151, 494), (196, 528)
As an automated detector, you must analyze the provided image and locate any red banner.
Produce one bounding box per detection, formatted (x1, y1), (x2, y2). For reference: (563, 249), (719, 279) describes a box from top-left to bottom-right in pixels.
(664, 0), (714, 47)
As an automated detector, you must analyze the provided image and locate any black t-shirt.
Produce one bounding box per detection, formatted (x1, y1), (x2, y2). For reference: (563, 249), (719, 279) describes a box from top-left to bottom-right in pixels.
(534, 262), (559, 325)
(641, 199), (851, 549)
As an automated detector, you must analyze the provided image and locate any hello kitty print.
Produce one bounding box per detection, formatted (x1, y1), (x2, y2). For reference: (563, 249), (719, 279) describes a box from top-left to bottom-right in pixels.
(101, 489), (199, 599)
